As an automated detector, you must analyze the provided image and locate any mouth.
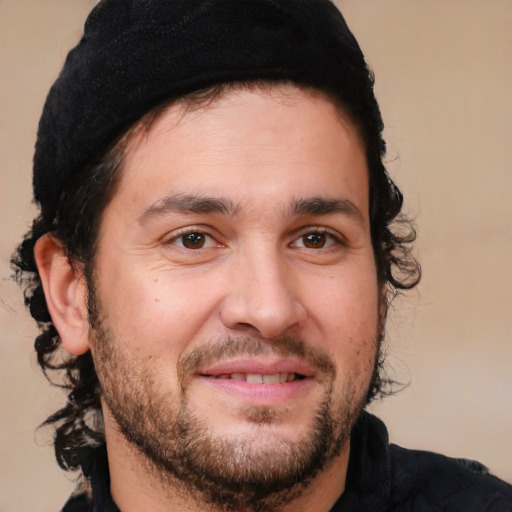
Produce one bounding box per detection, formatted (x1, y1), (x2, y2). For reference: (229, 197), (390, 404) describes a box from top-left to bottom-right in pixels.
(194, 357), (315, 405)
(201, 372), (307, 384)
(197, 357), (313, 382)
(197, 371), (312, 407)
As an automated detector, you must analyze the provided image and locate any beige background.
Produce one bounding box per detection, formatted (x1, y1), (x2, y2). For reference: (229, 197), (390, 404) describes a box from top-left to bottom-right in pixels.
(1, 1), (511, 511)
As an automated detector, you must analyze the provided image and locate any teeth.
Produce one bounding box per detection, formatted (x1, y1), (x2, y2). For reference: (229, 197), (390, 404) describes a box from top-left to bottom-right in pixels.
(214, 372), (298, 384)
(246, 374), (263, 384)
(263, 374), (280, 384)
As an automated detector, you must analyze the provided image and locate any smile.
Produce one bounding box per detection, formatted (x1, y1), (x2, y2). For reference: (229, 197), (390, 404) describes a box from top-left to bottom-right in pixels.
(208, 372), (305, 384)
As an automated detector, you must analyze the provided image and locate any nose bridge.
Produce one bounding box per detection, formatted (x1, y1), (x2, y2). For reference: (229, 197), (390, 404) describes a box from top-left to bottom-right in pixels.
(221, 240), (305, 338)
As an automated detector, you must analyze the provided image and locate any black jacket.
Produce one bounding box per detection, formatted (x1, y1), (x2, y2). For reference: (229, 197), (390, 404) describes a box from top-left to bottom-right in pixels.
(62, 412), (512, 511)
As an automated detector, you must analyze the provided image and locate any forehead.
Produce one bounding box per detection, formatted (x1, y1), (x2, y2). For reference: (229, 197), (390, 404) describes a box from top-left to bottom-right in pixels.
(106, 84), (369, 223)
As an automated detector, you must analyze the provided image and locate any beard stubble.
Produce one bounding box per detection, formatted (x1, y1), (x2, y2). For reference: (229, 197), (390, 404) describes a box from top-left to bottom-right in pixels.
(88, 287), (380, 511)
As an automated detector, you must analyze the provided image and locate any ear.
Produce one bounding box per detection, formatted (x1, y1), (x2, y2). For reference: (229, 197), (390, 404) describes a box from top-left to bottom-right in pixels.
(34, 234), (91, 355)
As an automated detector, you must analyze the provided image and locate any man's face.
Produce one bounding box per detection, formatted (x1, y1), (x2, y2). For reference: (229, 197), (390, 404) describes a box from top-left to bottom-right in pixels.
(88, 85), (382, 507)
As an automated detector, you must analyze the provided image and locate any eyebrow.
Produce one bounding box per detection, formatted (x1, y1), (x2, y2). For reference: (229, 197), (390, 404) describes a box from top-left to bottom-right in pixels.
(138, 194), (237, 225)
(292, 197), (365, 224)
(138, 193), (364, 225)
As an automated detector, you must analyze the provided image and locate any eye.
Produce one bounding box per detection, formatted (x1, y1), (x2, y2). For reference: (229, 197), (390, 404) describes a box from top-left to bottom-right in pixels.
(168, 231), (218, 250)
(291, 229), (341, 250)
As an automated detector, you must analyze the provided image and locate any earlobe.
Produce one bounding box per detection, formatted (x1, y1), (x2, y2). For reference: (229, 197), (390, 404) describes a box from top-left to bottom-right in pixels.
(34, 234), (91, 355)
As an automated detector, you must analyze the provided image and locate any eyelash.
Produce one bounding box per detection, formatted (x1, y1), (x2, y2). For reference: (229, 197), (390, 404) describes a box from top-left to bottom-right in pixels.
(165, 228), (221, 250)
(291, 227), (346, 251)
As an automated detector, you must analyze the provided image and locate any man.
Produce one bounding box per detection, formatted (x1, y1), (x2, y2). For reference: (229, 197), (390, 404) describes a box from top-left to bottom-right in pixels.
(12, 0), (512, 511)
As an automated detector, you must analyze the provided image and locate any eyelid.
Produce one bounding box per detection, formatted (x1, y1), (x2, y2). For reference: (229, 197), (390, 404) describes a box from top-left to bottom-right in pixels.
(294, 226), (347, 243)
(163, 226), (224, 249)
(290, 226), (348, 247)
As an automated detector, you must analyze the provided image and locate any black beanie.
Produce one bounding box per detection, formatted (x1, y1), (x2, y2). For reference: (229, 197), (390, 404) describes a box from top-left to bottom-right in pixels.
(33, 0), (382, 223)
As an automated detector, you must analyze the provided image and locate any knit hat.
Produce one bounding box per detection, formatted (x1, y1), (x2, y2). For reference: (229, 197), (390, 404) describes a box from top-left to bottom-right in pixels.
(33, 0), (382, 223)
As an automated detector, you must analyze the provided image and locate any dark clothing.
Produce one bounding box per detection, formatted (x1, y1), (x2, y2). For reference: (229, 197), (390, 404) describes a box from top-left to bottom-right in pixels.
(330, 414), (512, 511)
(62, 412), (512, 512)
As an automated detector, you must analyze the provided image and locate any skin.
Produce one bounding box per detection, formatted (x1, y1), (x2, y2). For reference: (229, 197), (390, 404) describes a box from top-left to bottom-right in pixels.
(36, 85), (383, 511)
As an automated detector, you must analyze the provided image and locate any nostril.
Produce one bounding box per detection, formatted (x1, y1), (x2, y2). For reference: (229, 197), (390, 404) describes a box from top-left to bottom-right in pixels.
(231, 322), (262, 334)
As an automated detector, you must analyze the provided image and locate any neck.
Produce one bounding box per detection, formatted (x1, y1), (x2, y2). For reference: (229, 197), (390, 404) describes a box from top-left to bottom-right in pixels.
(104, 414), (350, 512)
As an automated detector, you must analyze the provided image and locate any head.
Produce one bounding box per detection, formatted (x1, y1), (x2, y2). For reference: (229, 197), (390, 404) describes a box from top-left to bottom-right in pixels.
(13, 0), (419, 509)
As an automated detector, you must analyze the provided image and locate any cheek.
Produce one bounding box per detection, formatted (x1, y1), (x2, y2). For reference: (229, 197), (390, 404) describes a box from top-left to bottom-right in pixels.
(305, 259), (380, 336)
(95, 262), (226, 353)
(302, 256), (381, 380)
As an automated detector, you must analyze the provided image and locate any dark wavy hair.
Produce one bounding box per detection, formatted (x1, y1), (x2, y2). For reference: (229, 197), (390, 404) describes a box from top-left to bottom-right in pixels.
(12, 80), (420, 472)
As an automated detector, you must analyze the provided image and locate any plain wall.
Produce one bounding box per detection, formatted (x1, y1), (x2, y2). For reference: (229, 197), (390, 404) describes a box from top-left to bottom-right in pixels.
(1, 1), (511, 511)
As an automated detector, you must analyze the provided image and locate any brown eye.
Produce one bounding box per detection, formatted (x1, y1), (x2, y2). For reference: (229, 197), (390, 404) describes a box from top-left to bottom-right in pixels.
(302, 232), (327, 249)
(167, 230), (223, 252)
(181, 232), (206, 249)
(291, 230), (341, 250)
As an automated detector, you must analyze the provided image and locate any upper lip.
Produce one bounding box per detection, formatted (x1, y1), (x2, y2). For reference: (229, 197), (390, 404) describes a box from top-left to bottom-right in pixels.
(198, 357), (315, 378)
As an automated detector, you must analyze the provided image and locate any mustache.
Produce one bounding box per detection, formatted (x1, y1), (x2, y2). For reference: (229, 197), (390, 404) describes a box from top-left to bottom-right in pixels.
(177, 335), (336, 382)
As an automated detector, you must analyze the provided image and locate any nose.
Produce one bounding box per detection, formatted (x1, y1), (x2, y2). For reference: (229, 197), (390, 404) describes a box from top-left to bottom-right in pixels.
(220, 248), (307, 339)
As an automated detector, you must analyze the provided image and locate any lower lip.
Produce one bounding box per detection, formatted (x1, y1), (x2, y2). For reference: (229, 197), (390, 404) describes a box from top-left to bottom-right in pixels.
(199, 376), (312, 405)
